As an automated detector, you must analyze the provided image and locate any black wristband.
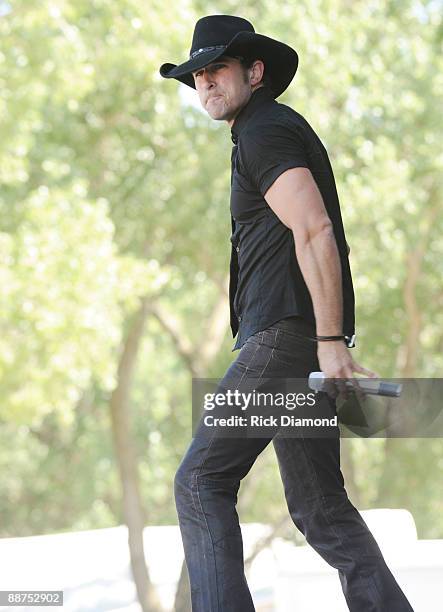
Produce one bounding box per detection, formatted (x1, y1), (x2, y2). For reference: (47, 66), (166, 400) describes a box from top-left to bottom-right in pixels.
(306, 334), (356, 347)
(314, 334), (356, 348)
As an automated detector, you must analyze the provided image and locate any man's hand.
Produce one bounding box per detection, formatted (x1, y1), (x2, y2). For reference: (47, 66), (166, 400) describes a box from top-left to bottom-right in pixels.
(317, 341), (379, 401)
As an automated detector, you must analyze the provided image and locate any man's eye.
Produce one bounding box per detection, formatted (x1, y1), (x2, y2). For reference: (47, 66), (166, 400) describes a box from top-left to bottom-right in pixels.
(194, 64), (225, 78)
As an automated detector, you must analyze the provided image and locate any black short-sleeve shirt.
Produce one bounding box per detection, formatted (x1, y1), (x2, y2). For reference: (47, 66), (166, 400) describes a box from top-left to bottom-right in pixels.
(229, 86), (355, 351)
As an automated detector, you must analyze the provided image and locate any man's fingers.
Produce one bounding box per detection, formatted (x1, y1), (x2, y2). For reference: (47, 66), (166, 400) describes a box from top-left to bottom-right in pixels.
(335, 377), (348, 401)
(324, 378), (338, 400)
(353, 363), (380, 378)
(323, 362), (377, 404)
(341, 366), (368, 403)
(347, 375), (366, 403)
(331, 369), (353, 401)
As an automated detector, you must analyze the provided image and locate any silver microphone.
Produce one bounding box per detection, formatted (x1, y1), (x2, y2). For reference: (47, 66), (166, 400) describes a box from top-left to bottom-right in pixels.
(308, 372), (403, 397)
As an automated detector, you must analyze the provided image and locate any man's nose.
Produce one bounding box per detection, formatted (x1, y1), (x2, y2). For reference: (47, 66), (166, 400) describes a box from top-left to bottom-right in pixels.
(201, 69), (215, 87)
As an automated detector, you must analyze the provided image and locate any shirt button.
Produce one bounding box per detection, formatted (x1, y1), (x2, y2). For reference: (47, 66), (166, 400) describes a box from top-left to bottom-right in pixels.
(238, 315), (242, 322)
(236, 246), (240, 252)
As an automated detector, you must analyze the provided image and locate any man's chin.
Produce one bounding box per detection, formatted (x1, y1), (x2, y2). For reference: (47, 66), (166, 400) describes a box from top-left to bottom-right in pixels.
(207, 109), (229, 121)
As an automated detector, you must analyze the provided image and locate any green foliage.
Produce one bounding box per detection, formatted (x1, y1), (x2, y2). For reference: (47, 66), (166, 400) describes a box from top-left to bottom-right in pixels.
(0, 0), (442, 539)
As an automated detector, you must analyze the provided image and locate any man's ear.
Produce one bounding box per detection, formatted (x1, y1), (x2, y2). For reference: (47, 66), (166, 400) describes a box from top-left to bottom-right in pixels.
(250, 60), (265, 85)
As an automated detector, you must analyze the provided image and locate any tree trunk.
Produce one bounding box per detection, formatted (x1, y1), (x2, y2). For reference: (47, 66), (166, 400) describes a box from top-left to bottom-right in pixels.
(340, 439), (362, 507)
(110, 296), (163, 612)
(396, 201), (439, 377)
(173, 560), (191, 612)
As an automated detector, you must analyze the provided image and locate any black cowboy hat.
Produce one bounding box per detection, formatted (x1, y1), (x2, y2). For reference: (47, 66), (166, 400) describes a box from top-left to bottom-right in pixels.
(159, 15), (299, 99)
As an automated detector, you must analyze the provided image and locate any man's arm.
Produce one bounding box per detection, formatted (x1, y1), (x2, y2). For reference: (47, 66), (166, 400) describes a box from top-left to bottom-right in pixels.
(264, 167), (342, 337)
(264, 167), (377, 383)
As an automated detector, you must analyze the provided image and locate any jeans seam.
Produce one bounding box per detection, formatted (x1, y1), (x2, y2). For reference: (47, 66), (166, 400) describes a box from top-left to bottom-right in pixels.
(191, 472), (220, 611)
(237, 330), (264, 388)
(258, 327), (278, 379)
(188, 484), (206, 609)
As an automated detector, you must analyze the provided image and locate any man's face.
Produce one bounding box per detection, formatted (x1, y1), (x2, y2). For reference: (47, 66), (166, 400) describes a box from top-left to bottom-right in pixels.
(191, 56), (263, 125)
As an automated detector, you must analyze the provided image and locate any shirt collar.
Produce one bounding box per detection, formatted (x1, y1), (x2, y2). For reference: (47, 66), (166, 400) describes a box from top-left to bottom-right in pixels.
(230, 86), (275, 144)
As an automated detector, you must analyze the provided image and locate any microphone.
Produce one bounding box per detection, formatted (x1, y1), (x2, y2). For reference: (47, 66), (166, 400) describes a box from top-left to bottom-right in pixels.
(308, 372), (403, 397)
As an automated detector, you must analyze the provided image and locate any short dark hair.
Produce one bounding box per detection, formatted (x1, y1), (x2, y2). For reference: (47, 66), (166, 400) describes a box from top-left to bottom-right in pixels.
(236, 55), (274, 94)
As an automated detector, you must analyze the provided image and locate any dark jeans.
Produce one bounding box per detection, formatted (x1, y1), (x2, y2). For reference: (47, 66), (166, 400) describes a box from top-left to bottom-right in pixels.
(174, 316), (414, 611)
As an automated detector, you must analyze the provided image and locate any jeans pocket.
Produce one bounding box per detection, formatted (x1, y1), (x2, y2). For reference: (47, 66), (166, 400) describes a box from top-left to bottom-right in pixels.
(234, 334), (262, 369)
(271, 329), (318, 369)
(270, 344), (297, 367)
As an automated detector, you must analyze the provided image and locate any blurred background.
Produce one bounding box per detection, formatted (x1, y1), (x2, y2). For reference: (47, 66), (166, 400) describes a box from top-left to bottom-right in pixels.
(0, 0), (442, 610)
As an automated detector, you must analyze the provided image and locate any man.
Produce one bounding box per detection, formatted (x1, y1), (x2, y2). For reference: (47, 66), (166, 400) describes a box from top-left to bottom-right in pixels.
(160, 15), (414, 612)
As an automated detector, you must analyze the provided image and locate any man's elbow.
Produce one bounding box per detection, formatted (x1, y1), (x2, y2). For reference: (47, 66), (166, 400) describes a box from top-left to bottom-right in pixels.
(291, 218), (334, 248)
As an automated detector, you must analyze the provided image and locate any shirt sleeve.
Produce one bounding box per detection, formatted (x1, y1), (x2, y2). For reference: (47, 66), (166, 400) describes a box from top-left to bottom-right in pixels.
(239, 118), (309, 196)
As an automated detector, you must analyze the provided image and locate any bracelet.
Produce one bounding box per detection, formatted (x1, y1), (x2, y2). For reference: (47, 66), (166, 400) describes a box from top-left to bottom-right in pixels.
(312, 334), (356, 348)
(306, 334), (356, 347)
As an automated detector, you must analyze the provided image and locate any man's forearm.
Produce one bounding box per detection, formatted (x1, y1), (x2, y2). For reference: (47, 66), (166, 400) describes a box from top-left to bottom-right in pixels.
(294, 226), (343, 336)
